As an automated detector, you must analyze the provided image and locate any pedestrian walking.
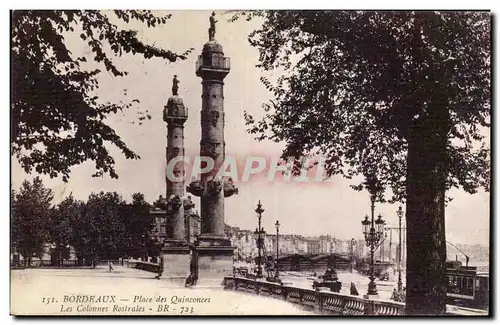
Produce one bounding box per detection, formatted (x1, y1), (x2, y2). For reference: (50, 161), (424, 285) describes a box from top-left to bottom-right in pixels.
(350, 282), (359, 296)
(401, 287), (406, 302)
(185, 242), (198, 287)
(108, 261), (114, 272)
(155, 255), (164, 279)
(391, 288), (398, 301)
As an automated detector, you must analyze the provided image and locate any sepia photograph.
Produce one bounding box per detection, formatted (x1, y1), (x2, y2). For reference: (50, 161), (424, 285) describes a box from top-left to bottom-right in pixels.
(9, 9), (491, 317)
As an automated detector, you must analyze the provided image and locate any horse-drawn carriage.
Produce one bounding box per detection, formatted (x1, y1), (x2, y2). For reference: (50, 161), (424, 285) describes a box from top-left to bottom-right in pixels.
(312, 268), (342, 293)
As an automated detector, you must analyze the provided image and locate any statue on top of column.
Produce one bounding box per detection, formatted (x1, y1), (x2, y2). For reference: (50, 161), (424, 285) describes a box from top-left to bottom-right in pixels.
(172, 75), (179, 96)
(208, 12), (217, 41)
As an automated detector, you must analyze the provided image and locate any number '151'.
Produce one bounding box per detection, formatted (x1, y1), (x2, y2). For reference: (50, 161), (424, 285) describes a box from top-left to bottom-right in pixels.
(42, 297), (56, 304)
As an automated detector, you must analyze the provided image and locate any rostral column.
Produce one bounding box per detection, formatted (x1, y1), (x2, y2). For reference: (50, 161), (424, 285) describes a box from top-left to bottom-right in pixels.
(161, 75), (190, 280)
(187, 12), (237, 284)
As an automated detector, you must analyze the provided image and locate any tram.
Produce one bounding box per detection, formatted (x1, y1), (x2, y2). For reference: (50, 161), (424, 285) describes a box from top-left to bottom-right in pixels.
(446, 261), (489, 310)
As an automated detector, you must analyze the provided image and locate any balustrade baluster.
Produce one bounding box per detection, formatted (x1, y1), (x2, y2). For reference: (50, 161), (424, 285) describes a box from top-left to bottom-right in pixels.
(363, 299), (371, 315)
(222, 276), (414, 316)
(317, 292), (324, 314)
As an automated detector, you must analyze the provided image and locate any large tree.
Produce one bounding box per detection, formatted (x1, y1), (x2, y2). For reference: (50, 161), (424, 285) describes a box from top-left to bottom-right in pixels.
(11, 10), (192, 181)
(77, 191), (128, 262)
(50, 194), (79, 265)
(67, 198), (93, 266)
(232, 11), (490, 314)
(54, 191), (155, 264)
(120, 192), (156, 259)
(11, 177), (54, 266)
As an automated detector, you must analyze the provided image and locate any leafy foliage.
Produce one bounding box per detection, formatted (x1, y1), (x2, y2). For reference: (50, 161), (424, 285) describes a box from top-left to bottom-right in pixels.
(11, 10), (193, 181)
(121, 192), (156, 259)
(49, 194), (79, 264)
(232, 10), (491, 314)
(11, 177), (54, 264)
(62, 191), (156, 262)
(233, 11), (490, 202)
(77, 191), (128, 260)
(11, 176), (159, 264)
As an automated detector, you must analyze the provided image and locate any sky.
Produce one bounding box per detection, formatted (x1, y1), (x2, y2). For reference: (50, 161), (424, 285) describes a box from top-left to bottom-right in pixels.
(10, 10), (490, 246)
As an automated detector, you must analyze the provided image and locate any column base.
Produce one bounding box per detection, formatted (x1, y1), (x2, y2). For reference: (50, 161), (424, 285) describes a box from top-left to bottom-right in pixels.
(163, 238), (189, 248)
(197, 233), (232, 247)
(193, 240), (235, 288)
(159, 245), (190, 283)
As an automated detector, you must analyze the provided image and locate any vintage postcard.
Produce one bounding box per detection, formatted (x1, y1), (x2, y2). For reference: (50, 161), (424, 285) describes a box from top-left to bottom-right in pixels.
(10, 10), (491, 316)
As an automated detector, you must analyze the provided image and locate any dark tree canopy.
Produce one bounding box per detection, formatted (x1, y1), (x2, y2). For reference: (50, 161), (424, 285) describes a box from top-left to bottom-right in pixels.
(68, 191), (156, 261)
(121, 192), (156, 259)
(231, 10), (490, 315)
(49, 194), (79, 264)
(11, 177), (54, 264)
(11, 175), (157, 264)
(11, 10), (193, 181)
(234, 10), (490, 202)
(80, 191), (129, 259)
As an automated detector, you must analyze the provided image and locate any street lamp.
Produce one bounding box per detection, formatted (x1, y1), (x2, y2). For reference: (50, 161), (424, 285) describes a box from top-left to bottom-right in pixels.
(396, 206), (404, 292)
(254, 200), (265, 278)
(350, 238), (356, 273)
(275, 220), (280, 277)
(141, 234), (147, 262)
(361, 198), (385, 297)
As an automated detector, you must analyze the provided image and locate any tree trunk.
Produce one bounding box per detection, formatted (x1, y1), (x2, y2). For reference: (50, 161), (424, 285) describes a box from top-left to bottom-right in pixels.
(405, 116), (448, 315)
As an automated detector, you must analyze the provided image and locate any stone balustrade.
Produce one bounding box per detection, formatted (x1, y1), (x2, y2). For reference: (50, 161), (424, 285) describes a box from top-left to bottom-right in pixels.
(223, 276), (487, 316)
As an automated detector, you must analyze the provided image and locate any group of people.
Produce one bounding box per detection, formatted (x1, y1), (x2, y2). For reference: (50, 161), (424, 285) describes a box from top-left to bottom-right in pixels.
(391, 287), (406, 302)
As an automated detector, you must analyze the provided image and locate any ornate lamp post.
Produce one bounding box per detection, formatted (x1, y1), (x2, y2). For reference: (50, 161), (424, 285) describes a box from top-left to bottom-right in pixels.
(396, 206), (404, 292)
(141, 234), (147, 261)
(275, 220), (280, 277)
(350, 238), (356, 273)
(361, 197), (386, 297)
(254, 201), (265, 278)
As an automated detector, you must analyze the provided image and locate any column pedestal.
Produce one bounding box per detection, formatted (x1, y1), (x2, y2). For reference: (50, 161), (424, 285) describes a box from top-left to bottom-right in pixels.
(160, 240), (190, 284)
(194, 236), (235, 288)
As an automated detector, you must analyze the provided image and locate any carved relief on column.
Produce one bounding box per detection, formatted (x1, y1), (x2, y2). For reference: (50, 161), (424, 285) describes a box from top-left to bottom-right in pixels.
(167, 168), (184, 181)
(169, 105), (179, 116)
(201, 109), (220, 128)
(166, 195), (183, 213)
(206, 180), (223, 197)
(223, 180), (238, 198)
(187, 180), (205, 197)
(209, 111), (219, 127)
(167, 145), (184, 178)
(200, 140), (221, 159)
(172, 146), (181, 157)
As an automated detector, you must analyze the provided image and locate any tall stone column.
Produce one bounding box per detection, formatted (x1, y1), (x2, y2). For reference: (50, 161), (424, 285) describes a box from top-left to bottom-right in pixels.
(187, 14), (238, 286)
(199, 78), (227, 239)
(165, 109), (186, 242)
(161, 75), (190, 281)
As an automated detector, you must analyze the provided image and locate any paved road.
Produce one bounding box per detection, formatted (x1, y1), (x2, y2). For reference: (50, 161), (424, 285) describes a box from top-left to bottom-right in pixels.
(11, 266), (486, 316)
(11, 266), (313, 316)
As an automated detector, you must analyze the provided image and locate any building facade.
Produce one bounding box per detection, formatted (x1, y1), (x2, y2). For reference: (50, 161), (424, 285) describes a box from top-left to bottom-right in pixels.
(150, 195), (201, 245)
(224, 226), (367, 261)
